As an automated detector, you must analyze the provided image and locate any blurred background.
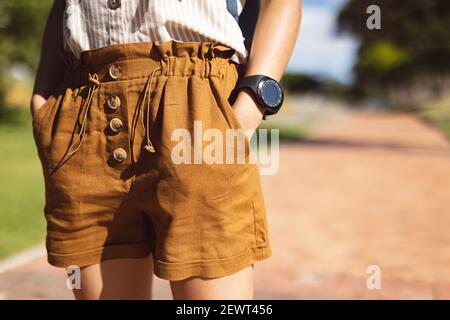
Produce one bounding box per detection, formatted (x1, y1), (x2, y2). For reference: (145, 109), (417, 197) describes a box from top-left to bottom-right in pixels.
(1, 0), (450, 299)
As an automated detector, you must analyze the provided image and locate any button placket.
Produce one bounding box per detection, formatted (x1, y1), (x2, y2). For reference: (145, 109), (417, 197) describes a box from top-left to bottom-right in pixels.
(104, 84), (128, 167)
(108, 0), (123, 45)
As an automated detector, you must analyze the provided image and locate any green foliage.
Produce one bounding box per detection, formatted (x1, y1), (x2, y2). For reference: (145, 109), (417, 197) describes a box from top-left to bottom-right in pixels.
(0, 0), (53, 108)
(0, 1), (53, 256)
(338, 0), (450, 88)
(360, 41), (411, 74)
(0, 0), (53, 70)
(281, 73), (322, 93)
(281, 72), (357, 101)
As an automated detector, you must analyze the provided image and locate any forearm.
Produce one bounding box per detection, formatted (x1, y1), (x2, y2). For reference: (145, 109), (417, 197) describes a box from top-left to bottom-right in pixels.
(31, 0), (66, 112)
(245, 0), (302, 81)
(233, 0), (302, 129)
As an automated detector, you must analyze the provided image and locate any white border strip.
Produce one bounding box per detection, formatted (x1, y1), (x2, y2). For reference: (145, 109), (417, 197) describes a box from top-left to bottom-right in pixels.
(0, 244), (46, 275)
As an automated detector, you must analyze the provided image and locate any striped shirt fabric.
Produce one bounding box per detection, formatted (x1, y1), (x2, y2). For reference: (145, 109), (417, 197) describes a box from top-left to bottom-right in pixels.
(63, 0), (248, 64)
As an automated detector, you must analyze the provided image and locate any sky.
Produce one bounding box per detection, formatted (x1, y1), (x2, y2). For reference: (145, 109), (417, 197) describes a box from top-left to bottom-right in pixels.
(286, 0), (358, 84)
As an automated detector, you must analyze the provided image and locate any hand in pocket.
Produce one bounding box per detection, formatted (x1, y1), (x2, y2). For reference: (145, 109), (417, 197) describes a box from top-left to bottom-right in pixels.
(231, 91), (265, 133)
(30, 94), (49, 118)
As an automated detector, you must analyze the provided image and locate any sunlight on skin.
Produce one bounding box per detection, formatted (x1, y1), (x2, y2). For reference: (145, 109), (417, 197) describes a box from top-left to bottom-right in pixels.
(170, 266), (254, 300)
(72, 257), (153, 300)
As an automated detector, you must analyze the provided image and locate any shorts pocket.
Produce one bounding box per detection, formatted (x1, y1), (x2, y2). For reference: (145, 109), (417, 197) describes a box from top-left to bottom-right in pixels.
(32, 95), (57, 134)
(32, 90), (66, 167)
(157, 76), (250, 201)
(34, 84), (88, 173)
(209, 76), (251, 154)
(32, 81), (68, 133)
(252, 197), (269, 246)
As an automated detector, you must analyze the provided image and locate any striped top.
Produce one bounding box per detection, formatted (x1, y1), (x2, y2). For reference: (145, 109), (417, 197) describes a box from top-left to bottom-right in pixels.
(63, 0), (248, 64)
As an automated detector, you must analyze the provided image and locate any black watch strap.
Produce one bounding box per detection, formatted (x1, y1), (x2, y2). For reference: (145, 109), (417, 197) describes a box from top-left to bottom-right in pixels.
(236, 75), (266, 93)
(236, 75), (268, 119)
(235, 74), (283, 120)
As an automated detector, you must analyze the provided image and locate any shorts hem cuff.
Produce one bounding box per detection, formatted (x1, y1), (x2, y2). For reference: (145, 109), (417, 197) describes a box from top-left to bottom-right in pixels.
(47, 242), (151, 268)
(153, 244), (272, 281)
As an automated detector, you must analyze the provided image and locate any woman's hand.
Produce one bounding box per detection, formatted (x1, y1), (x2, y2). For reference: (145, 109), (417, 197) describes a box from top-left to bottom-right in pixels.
(232, 91), (265, 132)
(30, 94), (47, 117)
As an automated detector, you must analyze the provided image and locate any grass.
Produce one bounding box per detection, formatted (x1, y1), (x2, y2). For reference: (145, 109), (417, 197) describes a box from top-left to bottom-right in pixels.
(257, 95), (312, 143)
(0, 108), (46, 260)
(418, 95), (450, 139)
(257, 123), (310, 143)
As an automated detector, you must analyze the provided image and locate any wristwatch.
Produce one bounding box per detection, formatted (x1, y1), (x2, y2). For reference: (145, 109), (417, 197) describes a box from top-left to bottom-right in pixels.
(235, 74), (284, 119)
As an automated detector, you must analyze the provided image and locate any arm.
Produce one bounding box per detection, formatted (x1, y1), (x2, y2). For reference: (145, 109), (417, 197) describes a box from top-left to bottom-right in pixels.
(30, 0), (66, 116)
(233, 0), (302, 130)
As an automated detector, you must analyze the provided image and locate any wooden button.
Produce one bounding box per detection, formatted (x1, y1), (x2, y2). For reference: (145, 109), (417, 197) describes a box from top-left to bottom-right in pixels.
(109, 64), (122, 80)
(107, 95), (121, 110)
(112, 148), (127, 162)
(109, 118), (124, 132)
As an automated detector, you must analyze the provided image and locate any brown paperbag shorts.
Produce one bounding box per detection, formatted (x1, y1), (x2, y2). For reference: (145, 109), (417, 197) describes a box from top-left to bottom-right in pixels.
(32, 41), (271, 281)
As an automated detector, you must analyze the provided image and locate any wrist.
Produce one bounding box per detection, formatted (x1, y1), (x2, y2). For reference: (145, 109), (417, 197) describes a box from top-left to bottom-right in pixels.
(235, 90), (265, 116)
(235, 74), (284, 118)
(232, 90), (265, 132)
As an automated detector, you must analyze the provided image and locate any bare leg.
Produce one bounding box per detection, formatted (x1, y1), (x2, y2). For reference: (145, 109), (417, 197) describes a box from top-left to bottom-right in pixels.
(170, 265), (254, 300)
(72, 256), (153, 300)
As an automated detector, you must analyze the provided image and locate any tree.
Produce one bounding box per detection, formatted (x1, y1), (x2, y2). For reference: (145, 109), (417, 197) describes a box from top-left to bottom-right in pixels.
(0, 0), (53, 108)
(338, 0), (450, 108)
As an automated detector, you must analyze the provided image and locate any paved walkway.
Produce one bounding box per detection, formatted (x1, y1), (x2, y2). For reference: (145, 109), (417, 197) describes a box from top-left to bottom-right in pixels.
(1, 112), (450, 299)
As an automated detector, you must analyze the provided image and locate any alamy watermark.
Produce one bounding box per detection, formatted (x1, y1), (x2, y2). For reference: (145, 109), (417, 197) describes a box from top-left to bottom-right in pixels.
(66, 265), (81, 290)
(171, 121), (280, 175)
(366, 265), (381, 290)
(367, 5), (381, 30)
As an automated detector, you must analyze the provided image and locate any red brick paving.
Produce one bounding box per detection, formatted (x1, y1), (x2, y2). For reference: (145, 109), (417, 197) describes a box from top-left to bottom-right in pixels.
(1, 112), (450, 299)
(255, 112), (450, 299)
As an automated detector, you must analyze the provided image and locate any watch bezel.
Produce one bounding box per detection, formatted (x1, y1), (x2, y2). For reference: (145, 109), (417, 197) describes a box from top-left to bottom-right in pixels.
(257, 77), (284, 111)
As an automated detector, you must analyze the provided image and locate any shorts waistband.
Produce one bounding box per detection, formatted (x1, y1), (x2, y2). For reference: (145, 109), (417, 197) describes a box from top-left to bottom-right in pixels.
(62, 41), (237, 87)
(57, 41), (241, 157)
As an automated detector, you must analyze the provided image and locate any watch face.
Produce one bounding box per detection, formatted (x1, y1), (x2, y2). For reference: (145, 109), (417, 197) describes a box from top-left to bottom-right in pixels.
(258, 79), (283, 109)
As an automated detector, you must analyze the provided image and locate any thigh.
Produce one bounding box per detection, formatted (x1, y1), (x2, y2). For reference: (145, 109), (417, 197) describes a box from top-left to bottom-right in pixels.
(170, 265), (254, 300)
(72, 257), (153, 300)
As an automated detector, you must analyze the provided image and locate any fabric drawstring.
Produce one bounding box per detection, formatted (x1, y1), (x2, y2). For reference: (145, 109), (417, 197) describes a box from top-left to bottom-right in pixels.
(64, 65), (160, 162)
(138, 65), (161, 153)
(67, 72), (101, 157)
